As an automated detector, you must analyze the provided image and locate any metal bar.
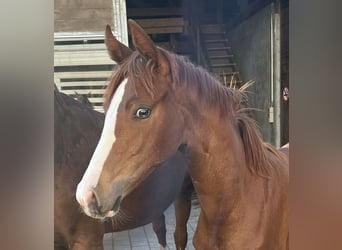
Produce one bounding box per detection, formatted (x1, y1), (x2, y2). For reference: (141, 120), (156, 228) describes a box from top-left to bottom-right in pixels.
(273, 12), (281, 148)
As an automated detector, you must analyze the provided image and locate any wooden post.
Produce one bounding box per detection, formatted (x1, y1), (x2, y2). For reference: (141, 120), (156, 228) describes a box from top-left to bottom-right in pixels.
(112, 0), (128, 45)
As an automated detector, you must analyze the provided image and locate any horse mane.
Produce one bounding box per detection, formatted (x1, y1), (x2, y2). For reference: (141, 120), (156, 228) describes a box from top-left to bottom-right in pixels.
(235, 109), (281, 177)
(104, 47), (284, 177)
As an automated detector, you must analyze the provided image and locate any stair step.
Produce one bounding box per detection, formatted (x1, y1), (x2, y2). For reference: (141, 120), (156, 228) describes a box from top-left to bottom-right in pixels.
(202, 34), (226, 40)
(204, 39), (227, 43)
(201, 30), (226, 35)
(207, 47), (231, 51)
(212, 63), (236, 67)
(201, 24), (225, 28)
(208, 55), (234, 59)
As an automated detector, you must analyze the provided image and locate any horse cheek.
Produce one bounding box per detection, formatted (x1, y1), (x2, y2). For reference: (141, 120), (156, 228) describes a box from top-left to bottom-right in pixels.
(155, 112), (183, 162)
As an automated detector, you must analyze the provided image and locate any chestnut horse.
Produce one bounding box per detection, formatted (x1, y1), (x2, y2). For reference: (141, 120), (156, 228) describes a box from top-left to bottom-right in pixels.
(55, 86), (193, 249)
(76, 20), (288, 249)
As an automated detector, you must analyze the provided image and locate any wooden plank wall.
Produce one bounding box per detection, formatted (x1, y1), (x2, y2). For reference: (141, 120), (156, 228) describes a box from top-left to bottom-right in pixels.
(127, 7), (184, 17)
(54, 0), (128, 112)
(133, 18), (188, 34)
(55, 0), (114, 32)
(54, 35), (115, 112)
(54, 2), (188, 112)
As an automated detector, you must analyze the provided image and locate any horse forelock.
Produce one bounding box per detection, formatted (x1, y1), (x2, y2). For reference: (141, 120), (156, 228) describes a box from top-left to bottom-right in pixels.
(104, 46), (240, 113)
(103, 64), (126, 112)
(103, 51), (162, 112)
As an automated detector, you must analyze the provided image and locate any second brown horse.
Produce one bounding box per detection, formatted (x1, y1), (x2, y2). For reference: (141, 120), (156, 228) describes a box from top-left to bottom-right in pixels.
(55, 86), (193, 249)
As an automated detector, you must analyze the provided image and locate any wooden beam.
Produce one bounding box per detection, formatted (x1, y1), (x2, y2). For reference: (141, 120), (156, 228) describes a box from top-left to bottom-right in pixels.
(127, 7), (183, 17)
(54, 43), (106, 52)
(135, 18), (185, 28)
(62, 89), (106, 95)
(54, 50), (114, 66)
(54, 71), (112, 79)
(127, 18), (187, 34)
(57, 81), (109, 87)
(130, 26), (184, 34)
(55, 0), (113, 9)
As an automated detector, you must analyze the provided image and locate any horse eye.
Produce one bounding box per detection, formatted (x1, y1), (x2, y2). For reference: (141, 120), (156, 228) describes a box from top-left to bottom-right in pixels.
(135, 107), (151, 119)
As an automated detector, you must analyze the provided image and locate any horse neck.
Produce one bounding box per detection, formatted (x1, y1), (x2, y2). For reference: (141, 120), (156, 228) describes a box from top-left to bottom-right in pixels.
(175, 86), (250, 194)
(174, 86), (285, 246)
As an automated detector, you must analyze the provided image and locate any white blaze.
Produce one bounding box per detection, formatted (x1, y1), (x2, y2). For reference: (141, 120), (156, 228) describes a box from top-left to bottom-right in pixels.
(76, 78), (128, 205)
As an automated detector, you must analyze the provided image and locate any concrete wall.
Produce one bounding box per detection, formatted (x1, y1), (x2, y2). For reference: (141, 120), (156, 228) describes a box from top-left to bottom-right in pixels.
(228, 3), (275, 144)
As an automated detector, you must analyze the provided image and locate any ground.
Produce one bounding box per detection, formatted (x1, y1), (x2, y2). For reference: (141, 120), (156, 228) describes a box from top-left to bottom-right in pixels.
(103, 199), (200, 250)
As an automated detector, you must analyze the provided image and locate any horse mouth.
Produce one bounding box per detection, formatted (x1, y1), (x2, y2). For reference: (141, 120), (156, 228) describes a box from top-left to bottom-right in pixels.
(112, 195), (122, 212)
(82, 206), (108, 220)
(104, 195), (122, 218)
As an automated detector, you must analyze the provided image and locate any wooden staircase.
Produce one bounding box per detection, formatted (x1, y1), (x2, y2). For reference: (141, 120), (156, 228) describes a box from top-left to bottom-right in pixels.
(200, 24), (241, 87)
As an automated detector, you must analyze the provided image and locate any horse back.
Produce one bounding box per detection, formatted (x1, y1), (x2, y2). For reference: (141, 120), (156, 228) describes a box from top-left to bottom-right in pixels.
(279, 143), (289, 158)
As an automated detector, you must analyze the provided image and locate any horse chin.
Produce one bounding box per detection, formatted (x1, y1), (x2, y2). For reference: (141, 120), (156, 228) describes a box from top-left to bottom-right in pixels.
(82, 206), (108, 220)
(80, 197), (121, 220)
(84, 208), (120, 220)
(105, 210), (117, 218)
(109, 195), (122, 216)
(85, 193), (122, 219)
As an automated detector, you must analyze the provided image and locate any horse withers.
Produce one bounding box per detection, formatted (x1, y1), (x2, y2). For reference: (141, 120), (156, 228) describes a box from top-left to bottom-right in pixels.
(55, 86), (192, 250)
(76, 20), (288, 249)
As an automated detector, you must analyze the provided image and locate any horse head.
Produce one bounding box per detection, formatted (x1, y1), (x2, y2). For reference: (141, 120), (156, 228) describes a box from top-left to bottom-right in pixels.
(76, 20), (188, 219)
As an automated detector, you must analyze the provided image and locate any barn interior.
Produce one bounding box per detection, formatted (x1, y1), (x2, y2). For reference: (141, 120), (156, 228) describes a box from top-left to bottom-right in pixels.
(54, 0), (289, 146)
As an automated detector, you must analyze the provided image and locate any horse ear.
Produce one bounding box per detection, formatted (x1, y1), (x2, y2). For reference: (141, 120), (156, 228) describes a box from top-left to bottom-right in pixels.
(105, 25), (133, 64)
(128, 19), (170, 76)
(128, 19), (158, 63)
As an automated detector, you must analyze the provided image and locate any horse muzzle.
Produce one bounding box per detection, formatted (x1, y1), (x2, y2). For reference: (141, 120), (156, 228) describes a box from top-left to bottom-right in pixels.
(76, 179), (129, 220)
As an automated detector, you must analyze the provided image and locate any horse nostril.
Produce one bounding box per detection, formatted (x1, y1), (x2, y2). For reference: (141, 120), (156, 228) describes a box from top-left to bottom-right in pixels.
(83, 190), (98, 207)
